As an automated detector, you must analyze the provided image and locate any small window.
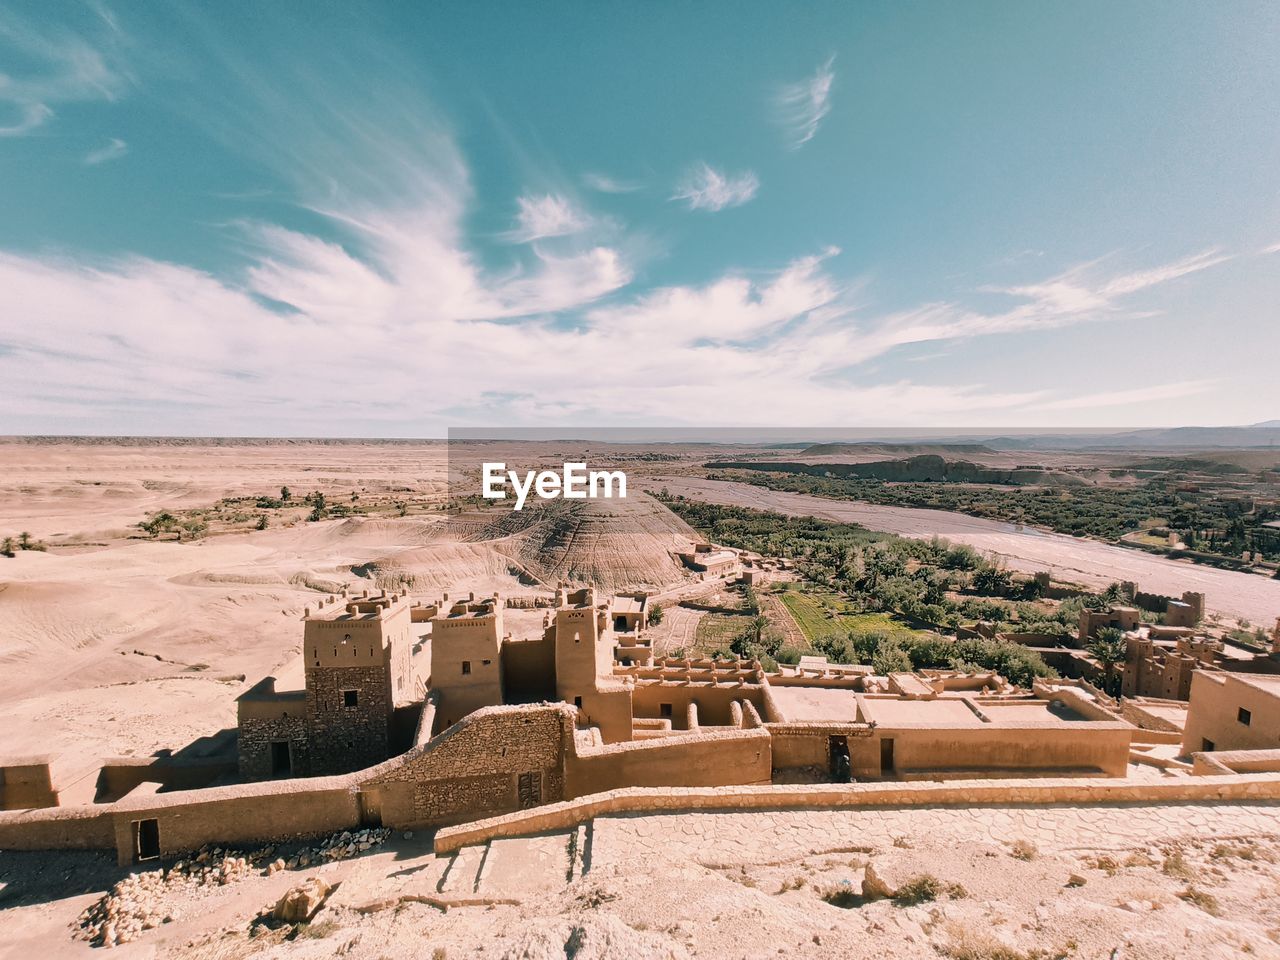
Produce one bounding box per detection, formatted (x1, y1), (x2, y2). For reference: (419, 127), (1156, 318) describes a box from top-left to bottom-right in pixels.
(573, 696), (583, 708)
(660, 702), (673, 718)
(482, 659), (492, 666)
(462, 661), (471, 675)
(343, 689), (359, 708)
(1202, 738), (1215, 752)
(1238, 707), (1252, 726)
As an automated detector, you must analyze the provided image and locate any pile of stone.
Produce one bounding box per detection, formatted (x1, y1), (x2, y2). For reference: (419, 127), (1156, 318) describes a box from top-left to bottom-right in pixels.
(76, 846), (261, 947)
(276, 827), (392, 871)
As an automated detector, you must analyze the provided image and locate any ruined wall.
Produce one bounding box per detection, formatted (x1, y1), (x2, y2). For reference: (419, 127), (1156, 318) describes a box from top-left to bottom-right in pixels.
(237, 715), (311, 781)
(360, 705), (571, 829)
(306, 664), (392, 775)
(564, 728), (771, 798)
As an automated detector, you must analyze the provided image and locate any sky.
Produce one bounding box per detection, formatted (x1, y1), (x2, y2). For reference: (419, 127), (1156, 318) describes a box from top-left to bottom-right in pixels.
(1, 1), (1278, 437)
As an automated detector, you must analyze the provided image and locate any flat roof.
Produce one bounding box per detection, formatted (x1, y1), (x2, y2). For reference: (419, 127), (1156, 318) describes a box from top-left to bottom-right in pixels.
(1229, 672), (1280, 695)
(980, 701), (1083, 724)
(767, 685), (859, 722)
(860, 697), (982, 726)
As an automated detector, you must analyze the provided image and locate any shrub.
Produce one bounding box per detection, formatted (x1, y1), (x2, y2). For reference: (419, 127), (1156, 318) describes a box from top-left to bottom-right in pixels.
(1009, 839), (1037, 861)
(1178, 886), (1221, 916)
(893, 874), (944, 905)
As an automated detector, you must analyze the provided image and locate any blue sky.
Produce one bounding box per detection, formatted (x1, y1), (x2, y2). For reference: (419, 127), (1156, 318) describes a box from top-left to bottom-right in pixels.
(1, 1), (1278, 436)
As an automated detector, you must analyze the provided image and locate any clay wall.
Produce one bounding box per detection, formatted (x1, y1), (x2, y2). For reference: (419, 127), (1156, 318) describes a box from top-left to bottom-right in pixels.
(109, 777), (360, 864)
(0, 758), (59, 810)
(95, 757), (239, 803)
(883, 724), (1132, 778)
(434, 774), (1280, 855)
(500, 633), (556, 703)
(1182, 672), (1280, 754)
(630, 683), (767, 728)
(564, 727), (771, 798)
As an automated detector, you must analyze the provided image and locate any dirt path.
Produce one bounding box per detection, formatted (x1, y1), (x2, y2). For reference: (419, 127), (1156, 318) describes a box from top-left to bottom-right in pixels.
(654, 477), (1280, 626)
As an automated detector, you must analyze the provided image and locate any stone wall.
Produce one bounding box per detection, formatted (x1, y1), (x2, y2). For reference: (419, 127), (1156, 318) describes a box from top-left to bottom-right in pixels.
(0, 758), (59, 810)
(238, 715), (311, 780)
(360, 704), (572, 828)
(306, 664), (391, 775)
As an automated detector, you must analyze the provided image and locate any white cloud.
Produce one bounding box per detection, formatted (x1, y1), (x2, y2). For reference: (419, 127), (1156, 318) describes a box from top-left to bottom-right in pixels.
(775, 56), (834, 149)
(0, 236), (1234, 433)
(84, 137), (127, 165)
(506, 194), (592, 243)
(583, 172), (641, 194)
(1260, 241), (1280, 255)
(0, 12), (129, 137)
(672, 164), (759, 212)
(1034, 380), (1219, 412)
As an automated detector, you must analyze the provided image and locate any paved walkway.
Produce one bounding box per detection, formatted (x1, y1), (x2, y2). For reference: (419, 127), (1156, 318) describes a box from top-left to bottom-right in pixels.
(588, 801), (1280, 869)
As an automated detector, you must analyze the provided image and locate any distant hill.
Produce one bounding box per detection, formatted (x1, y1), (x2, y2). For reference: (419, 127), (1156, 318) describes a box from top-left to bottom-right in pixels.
(798, 442), (998, 457)
(986, 423), (1280, 450)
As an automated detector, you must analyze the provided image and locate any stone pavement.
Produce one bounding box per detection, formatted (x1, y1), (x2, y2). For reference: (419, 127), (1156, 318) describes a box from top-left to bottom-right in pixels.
(587, 801), (1280, 869)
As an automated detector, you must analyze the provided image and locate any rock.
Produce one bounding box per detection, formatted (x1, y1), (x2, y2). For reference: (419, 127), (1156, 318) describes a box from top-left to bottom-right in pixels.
(273, 877), (333, 923)
(1066, 874), (1087, 887)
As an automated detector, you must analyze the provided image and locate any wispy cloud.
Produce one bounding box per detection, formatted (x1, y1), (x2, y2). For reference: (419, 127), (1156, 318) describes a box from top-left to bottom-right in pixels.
(582, 172), (641, 194)
(672, 163), (759, 212)
(84, 136), (127, 165)
(775, 56), (834, 149)
(0, 11), (129, 137)
(1260, 241), (1280, 255)
(506, 193), (593, 243)
(1035, 379), (1219, 412)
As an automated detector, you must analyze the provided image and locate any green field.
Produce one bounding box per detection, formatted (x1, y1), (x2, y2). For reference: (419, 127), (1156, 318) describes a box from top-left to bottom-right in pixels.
(691, 612), (754, 653)
(777, 588), (925, 643)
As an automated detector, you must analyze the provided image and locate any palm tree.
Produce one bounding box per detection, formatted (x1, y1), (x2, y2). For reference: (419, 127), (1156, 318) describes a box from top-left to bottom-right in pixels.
(1086, 626), (1129, 696)
(17, 531), (32, 551)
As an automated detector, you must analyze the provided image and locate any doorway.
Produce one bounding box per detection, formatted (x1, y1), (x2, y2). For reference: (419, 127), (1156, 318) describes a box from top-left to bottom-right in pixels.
(828, 735), (851, 782)
(879, 738), (895, 777)
(133, 818), (161, 862)
(270, 740), (292, 777)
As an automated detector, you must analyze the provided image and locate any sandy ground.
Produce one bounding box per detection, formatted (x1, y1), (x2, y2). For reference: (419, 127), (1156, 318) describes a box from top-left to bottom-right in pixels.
(0, 443), (702, 775)
(3, 798), (1280, 959)
(654, 476), (1280, 626)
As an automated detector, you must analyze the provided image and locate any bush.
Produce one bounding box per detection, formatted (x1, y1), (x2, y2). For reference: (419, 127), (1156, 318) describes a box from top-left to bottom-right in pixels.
(648, 603), (664, 626)
(893, 874), (943, 905)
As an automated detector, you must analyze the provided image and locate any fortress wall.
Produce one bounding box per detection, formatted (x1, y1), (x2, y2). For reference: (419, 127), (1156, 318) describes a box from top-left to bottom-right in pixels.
(434, 774), (1280, 855)
(360, 705), (571, 829)
(0, 805), (116, 849)
(109, 779), (360, 864)
(564, 727), (771, 798)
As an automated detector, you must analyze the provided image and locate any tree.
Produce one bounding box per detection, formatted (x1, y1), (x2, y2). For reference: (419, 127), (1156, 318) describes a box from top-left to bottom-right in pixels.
(280, 486), (292, 502)
(1086, 627), (1129, 695)
(255, 514), (269, 530)
(871, 641), (912, 676)
(307, 493), (328, 523)
(647, 603), (664, 626)
(18, 531), (32, 551)
(1, 537), (13, 558)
